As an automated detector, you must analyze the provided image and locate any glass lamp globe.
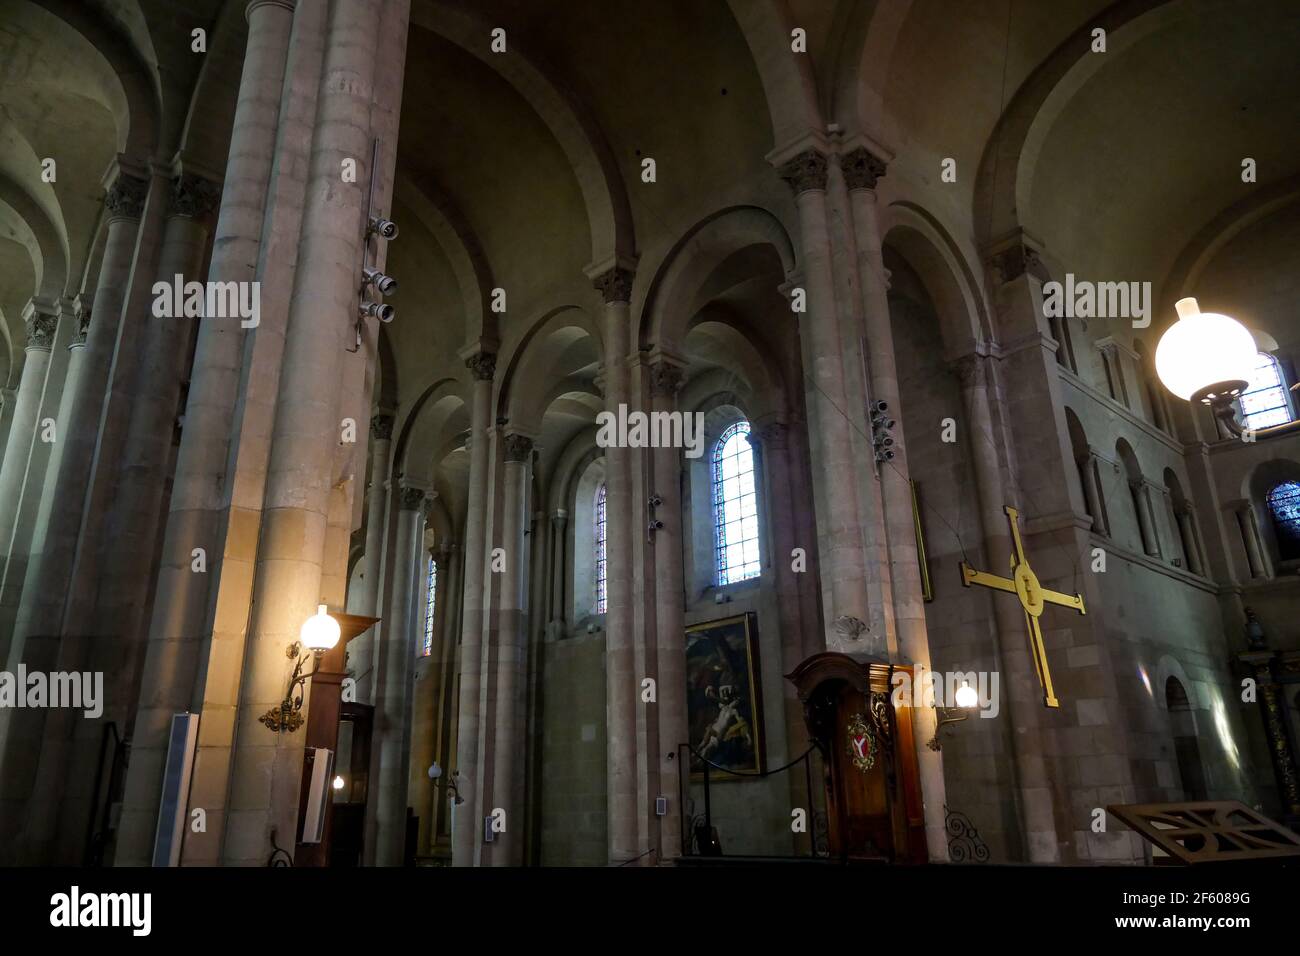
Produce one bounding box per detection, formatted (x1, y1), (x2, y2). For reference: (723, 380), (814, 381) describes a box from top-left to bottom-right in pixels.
(332, 775), (345, 791)
(1154, 298), (1257, 403)
(300, 604), (341, 652)
(954, 681), (979, 709)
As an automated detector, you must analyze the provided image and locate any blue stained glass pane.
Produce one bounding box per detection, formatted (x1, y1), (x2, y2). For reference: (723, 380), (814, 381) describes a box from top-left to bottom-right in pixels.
(711, 421), (761, 586)
(1268, 481), (1300, 562)
(595, 484), (608, 614)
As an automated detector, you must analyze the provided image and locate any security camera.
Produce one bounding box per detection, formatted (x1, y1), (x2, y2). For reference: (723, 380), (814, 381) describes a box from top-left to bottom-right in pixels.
(363, 268), (398, 295)
(368, 217), (399, 240)
(874, 435), (894, 448)
(648, 494), (663, 508)
(360, 301), (395, 323)
(649, 519), (664, 531)
(871, 400), (889, 414)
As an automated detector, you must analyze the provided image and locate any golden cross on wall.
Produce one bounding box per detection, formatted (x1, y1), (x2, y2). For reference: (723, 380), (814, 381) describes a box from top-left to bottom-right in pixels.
(959, 506), (1086, 708)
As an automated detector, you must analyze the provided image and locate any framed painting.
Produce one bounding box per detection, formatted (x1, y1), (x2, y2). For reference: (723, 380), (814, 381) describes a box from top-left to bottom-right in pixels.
(685, 612), (764, 778)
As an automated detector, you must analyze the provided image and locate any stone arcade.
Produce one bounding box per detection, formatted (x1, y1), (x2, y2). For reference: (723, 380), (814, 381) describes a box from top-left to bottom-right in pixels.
(0, 0), (1297, 868)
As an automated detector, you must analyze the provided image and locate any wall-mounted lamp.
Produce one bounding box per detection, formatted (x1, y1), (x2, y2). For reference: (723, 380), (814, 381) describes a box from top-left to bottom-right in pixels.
(259, 605), (341, 733)
(927, 680), (979, 751)
(428, 761), (465, 806)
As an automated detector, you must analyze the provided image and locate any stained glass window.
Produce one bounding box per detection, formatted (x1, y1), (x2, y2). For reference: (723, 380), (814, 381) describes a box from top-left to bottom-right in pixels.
(712, 420), (760, 585)
(423, 557), (437, 656)
(1267, 481), (1300, 563)
(595, 483), (608, 613)
(1240, 353), (1292, 429)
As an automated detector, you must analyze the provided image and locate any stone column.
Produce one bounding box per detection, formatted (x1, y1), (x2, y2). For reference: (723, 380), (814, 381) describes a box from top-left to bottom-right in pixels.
(548, 509), (567, 637)
(0, 299), (79, 660)
(221, 0), (401, 865)
(0, 298), (57, 575)
(372, 484), (426, 864)
(1178, 502), (1206, 576)
(115, 0), (300, 866)
(489, 433), (531, 865)
(352, 413), (394, 703)
(843, 148), (948, 859)
(776, 150), (872, 650)
(361, 414), (394, 614)
(1132, 480), (1161, 557)
(0, 170), (146, 855)
(1078, 450), (1109, 536)
(647, 358), (687, 862)
(25, 174), (221, 862)
(1236, 504), (1267, 579)
(951, 352), (1060, 861)
(590, 264), (639, 864)
(453, 349), (495, 866)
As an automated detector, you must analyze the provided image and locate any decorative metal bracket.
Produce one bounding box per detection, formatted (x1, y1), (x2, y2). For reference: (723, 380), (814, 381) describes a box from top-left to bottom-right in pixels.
(258, 641), (322, 733)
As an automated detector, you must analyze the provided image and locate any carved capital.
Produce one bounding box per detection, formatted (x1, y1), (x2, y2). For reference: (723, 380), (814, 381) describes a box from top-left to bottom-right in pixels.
(840, 148), (887, 191)
(399, 486), (426, 511)
(756, 421), (788, 449)
(988, 243), (1048, 286)
(504, 433), (533, 462)
(22, 302), (58, 351)
(465, 351), (497, 381)
(592, 266), (635, 304)
(950, 353), (989, 388)
(648, 361), (685, 398)
(104, 172), (149, 220)
(777, 149), (829, 195)
(370, 414), (394, 441)
(73, 303), (91, 346)
(170, 174), (222, 220)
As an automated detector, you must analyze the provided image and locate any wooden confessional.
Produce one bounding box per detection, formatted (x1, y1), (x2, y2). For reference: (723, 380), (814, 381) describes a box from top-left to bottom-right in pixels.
(787, 653), (928, 863)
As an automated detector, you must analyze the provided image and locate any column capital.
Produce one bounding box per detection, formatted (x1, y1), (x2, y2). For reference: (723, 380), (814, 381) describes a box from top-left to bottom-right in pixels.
(370, 413), (395, 440)
(840, 147), (888, 191)
(591, 265), (635, 304)
(949, 351), (991, 388)
(104, 170), (149, 221)
(777, 149), (829, 195)
(754, 420), (788, 450)
(71, 298), (91, 348)
(551, 508), (569, 524)
(246, 0), (295, 22)
(984, 230), (1049, 286)
(464, 351), (497, 381)
(21, 298), (59, 352)
(170, 173), (222, 221)
(504, 433), (534, 462)
(398, 484), (427, 511)
(648, 360), (686, 398)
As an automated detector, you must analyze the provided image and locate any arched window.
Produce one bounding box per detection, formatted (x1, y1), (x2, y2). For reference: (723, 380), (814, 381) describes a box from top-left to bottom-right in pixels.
(423, 556), (437, 656)
(712, 421), (760, 585)
(594, 483), (608, 613)
(1267, 481), (1300, 563)
(1241, 353), (1293, 429)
